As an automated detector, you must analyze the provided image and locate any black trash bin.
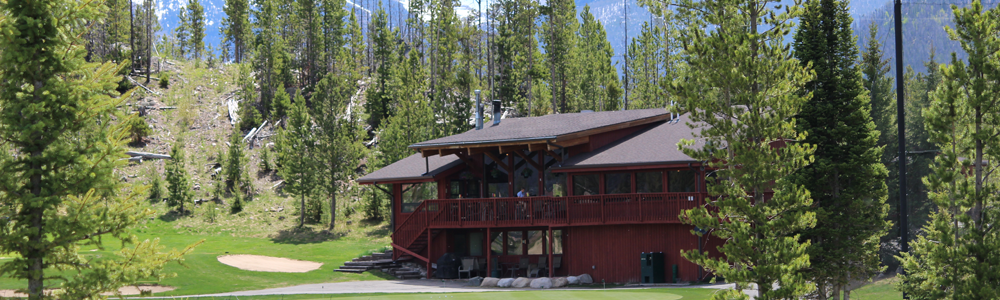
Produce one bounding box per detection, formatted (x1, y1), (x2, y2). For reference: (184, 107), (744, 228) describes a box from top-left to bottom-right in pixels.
(640, 252), (666, 283)
(435, 253), (461, 279)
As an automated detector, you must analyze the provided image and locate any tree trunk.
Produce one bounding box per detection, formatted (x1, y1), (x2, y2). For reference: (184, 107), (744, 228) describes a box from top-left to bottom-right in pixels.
(817, 283), (828, 300)
(329, 189), (337, 231)
(843, 284), (851, 300)
(300, 194), (306, 228)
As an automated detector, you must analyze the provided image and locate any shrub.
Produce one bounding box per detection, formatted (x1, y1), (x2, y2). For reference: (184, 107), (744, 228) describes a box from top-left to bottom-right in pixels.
(148, 169), (164, 202)
(259, 146), (273, 172)
(159, 72), (170, 89)
(127, 114), (152, 144)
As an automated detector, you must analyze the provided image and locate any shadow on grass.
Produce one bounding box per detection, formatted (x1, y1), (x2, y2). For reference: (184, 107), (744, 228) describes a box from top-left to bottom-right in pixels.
(365, 222), (391, 238)
(270, 227), (343, 245)
(157, 209), (188, 222)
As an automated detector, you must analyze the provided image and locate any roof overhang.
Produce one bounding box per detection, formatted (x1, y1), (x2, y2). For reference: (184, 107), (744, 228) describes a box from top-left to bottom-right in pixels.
(410, 113), (671, 157)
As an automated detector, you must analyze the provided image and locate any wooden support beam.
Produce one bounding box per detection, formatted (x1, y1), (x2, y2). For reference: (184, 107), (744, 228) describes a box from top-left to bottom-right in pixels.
(546, 150), (563, 162)
(454, 152), (482, 175)
(499, 145), (528, 154)
(528, 143), (548, 152)
(421, 149), (438, 158)
(468, 147), (490, 155)
(440, 148), (464, 156)
(548, 136), (589, 150)
(513, 151), (543, 171)
(483, 151), (511, 173)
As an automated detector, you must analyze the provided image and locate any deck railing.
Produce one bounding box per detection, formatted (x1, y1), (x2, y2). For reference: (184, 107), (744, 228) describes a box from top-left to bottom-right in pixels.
(418, 192), (704, 228)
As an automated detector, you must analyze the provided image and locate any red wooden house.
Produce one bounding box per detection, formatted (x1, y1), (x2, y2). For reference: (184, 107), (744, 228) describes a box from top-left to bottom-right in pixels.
(357, 108), (719, 283)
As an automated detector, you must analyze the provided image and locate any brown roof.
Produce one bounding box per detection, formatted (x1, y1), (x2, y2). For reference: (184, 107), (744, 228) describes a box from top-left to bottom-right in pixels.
(410, 108), (670, 149)
(356, 153), (463, 184)
(554, 113), (704, 170)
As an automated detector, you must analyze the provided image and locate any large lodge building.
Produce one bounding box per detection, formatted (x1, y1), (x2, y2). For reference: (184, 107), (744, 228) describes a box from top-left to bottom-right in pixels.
(357, 108), (721, 283)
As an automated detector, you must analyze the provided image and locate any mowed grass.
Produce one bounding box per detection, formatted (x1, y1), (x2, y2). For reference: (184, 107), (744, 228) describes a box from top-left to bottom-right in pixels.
(198, 289), (718, 300)
(850, 276), (903, 300)
(0, 217), (390, 296)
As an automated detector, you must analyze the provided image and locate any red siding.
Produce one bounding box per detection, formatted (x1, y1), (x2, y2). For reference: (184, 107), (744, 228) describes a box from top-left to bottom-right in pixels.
(564, 224), (717, 283)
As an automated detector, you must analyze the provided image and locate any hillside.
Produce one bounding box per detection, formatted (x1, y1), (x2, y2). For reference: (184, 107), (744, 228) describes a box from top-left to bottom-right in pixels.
(121, 58), (388, 241)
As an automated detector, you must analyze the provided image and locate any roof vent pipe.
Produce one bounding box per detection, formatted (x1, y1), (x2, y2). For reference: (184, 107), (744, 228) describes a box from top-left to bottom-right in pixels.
(492, 99), (502, 126)
(475, 90), (483, 130)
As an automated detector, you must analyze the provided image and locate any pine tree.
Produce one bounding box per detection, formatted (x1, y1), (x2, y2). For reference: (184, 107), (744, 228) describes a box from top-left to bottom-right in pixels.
(542, 0), (578, 113)
(670, 0), (817, 299)
(365, 5), (397, 130)
(222, 0), (251, 63)
(187, 0), (206, 60)
(320, 0), (347, 74)
(791, 0), (889, 298)
(225, 127), (249, 199)
(898, 2), (1000, 299)
(276, 95), (318, 228)
(0, 0), (195, 297)
(493, 0), (537, 115)
(176, 8), (191, 58)
(313, 58), (367, 228)
(577, 5), (621, 112)
(429, 0), (471, 136)
(271, 84), (292, 121)
(625, 22), (663, 110)
(149, 168), (164, 202)
(165, 140), (195, 215)
(378, 49), (437, 170)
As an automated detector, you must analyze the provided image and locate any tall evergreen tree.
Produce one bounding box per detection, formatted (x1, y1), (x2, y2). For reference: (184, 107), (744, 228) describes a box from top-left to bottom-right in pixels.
(365, 5), (397, 130)
(222, 0), (251, 63)
(542, 0), (578, 113)
(493, 0), (537, 115)
(670, 0), (817, 299)
(791, 0), (889, 298)
(898, 2), (1000, 298)
(576, 5), (621, 112)
(0, 0), (194, 297)
(378, 49), (437, 170)
(187, 0), (206, 60)
(625, 22), (664, 110)
(429, 0), (471, 136)
(225, 127), (249, 200)
(176, 8), (191, 58)
(313, 66), (367, 229)
(276, 95), (318, 228)
(165, 140), (195, 215)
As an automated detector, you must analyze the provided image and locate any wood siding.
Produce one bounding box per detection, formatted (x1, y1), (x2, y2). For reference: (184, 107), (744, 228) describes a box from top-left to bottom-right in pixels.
(564, 224), (719, 283)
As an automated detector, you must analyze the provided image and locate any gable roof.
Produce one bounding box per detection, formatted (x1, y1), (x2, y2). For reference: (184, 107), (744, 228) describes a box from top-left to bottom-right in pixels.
(356, 153), (463, 184)
(410, 108), (670, 149)
(554, 113), (704, 170)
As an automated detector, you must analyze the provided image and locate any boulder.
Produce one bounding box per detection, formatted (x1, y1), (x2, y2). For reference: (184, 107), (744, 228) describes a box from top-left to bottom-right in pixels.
(578, 274), (594, 284)
(467, 276), (483, 286)
(530, 277), (553, 289)
(567, 276), (580, 285)
(512, 277), (532, 288)
(498, 278), (515, 288)
(481, 277), (500, 287)
(551, 277), (569, 288)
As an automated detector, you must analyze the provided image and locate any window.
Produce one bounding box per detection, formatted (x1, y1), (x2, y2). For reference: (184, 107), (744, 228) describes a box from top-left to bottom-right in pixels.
(605, 173), (632, 194)
(545, 162), (566, 197)
(401, 182), (437, 213)
(470, 232), (484, 256)
(514, 155), (540, 197)
(506, 231), (523, 255)
(572, 174), (599, 195)
(527, 231), (546, 255)
(491, 231), (503, 255)
(637, 171), (664, 193)
(668, 170), (698, 192)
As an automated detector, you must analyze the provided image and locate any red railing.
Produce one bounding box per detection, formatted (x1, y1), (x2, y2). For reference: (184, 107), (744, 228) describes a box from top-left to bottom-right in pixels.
(419, 192), (704, 229)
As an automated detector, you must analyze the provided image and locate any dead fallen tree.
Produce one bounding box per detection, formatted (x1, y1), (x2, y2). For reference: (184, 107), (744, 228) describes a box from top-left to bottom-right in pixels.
(125, 151), (171, 160)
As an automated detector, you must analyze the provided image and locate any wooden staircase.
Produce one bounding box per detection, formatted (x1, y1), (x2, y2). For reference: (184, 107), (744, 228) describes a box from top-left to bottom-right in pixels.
(391, 202), (443, 264)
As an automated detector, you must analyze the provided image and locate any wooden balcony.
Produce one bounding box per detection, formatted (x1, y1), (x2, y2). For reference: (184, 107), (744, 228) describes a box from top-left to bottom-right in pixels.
(391, 192), (705, 263)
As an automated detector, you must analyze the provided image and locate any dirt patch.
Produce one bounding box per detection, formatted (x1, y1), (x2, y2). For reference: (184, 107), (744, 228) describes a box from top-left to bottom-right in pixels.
(217, 254), (323, 273)
(0, 285), (175, 297)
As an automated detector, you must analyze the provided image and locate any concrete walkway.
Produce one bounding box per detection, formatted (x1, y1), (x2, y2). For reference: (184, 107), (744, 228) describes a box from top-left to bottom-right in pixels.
(134, 279), (756, 299)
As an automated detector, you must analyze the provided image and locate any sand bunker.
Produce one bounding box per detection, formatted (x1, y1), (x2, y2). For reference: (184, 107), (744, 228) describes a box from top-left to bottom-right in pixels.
(217, 254), (323, 273)
(0, 285), (175, 297)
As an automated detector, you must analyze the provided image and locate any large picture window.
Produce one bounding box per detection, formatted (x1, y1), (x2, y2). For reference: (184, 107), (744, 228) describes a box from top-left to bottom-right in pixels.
(604, 173), (632, 194)
(668, 170), (698, 192)
(572, 174), (599, 195)
(637, 171), (663, 193)
(527, 231), (546, 255)
(506, 231), (523, 255)
(401, 182), (437, 213)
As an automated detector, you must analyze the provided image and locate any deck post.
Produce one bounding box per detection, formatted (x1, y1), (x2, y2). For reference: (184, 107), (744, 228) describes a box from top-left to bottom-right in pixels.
(459, 201), (463, 228)
(548, 227), (554, 277)
(487, 227), (492, 278)
(529, 198), (534, 225)
(639, 194), (643, 223)
(426, 228), (432, 279)
(601, 195), (605, 224)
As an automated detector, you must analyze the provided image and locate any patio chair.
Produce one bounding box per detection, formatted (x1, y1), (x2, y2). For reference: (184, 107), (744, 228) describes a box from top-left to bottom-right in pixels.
(517, 257), (529, 276)
(528, 263), (539, 277)
(507, 259), (521, 278)
(459, 257), (474, 279)
(474, 257), (486, 277)
(537, 257), (547, 277)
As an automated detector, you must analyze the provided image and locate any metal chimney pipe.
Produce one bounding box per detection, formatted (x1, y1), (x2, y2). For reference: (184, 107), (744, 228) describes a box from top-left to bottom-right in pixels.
(492, 99), (502, 126)
(475, 90), (483, 130)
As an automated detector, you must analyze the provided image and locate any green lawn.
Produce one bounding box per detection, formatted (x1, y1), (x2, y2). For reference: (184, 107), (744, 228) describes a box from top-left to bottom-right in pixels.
(0, 218), (390, 296)
(849, 277), (902, 300)
(192, 289), (717, 300)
